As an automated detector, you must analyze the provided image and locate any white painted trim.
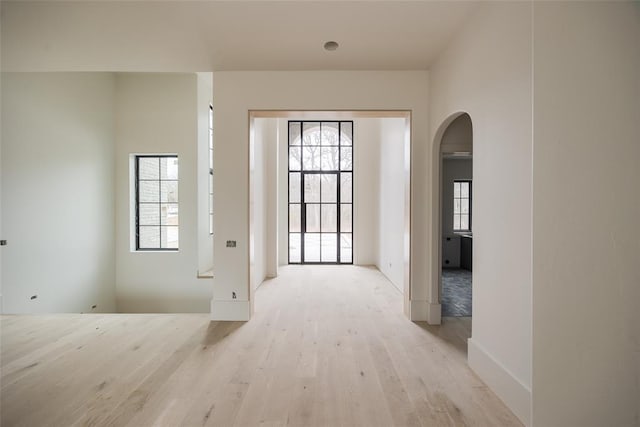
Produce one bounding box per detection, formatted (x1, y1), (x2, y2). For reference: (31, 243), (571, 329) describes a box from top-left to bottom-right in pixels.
(409, 299), (428, 321)
(468, 338), (531, 426)
(426, 302), (441, 325)
(409, 300), (441, 324)
(210, 299), (250, 321)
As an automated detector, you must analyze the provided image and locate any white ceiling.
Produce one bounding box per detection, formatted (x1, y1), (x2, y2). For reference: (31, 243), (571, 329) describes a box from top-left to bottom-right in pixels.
(1, 1), (478, 72)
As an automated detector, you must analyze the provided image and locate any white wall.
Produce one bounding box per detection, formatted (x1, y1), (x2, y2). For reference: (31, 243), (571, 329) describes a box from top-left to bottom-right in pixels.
(264, 120), (278, 279)
(532, 3), (640, 426)
(277, 119), (288, 267)
(377, 118), (406, 292)
(0, 65), (4, 312)
(114, 73), (211, 313)
(196, 73), (214, 274)
(250, 118), (272, 293)
(353, 119), (380, 266)
(440, 113), (472, 154)
(1, 72), (116, 313)
(441, 158), (472, 268)
(213, 72), (428, 321)
(428, 3), (532, 424)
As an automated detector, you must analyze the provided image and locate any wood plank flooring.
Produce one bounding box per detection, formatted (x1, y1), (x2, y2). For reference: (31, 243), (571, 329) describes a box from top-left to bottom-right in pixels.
(1, 265), (521, 426)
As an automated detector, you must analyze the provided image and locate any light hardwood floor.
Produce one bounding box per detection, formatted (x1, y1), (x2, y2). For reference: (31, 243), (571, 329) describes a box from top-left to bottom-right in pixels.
(1, 266), (521, 426)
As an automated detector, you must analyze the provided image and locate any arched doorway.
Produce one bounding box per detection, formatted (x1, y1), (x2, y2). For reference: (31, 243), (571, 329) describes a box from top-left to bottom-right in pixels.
(431, 112), (473, 324)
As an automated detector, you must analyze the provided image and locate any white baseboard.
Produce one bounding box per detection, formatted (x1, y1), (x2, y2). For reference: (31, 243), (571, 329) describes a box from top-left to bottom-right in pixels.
(468, 338), (531, 426)
(210, 299), (250, 321)
(426, 302), (441, 325)
(409, 299), (441, 324)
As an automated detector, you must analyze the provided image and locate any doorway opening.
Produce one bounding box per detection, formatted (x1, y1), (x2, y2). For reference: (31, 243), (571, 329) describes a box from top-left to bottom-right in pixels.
(287, 121), (353, 264)
(248, 110), (412, 317)
(435, 113), (473, 321)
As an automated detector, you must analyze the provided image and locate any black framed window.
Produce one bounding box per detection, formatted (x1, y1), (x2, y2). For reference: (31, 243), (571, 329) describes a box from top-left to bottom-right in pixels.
(208, 104), (214, 235)
(288, 121), (353, 264)
(453, 180), (471, 232)
(135, 155), (179, 250)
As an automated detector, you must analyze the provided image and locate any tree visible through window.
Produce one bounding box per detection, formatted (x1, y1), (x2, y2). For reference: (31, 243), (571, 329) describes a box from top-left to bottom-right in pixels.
(135, 155), (179, 250)
(453, 180), (471, 232)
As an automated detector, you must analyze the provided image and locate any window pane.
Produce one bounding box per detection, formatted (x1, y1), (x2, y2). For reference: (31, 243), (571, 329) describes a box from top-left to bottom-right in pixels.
(136, 155), (179, 250)
(321, 147), (339, 170)
(306, 204), (320, 232)
(162, 226), (179, 249)
(209, 214), (213, 235)
(304, 174), (320, 203)
(209, 195), (213, 213)
(289, 204), (301, 232)
(340, 233), (352, 263)
(461, 182), (469, 198)
(321, 204), (337, 232)
(321, 234), (337, 262)
(461, 199), (469, 214)
(289, 147), (301, 170)
(139, 226), (160, 249)
(340, 122), (353, 146)
(289, 122), (301, 145)
(460, 214), (469, 230)
(302, 122), (320, 146)
(454, 182), (461, 198)
(341, 204), (352, 233)
(340, 147), (353, 171)
(454, 199), (461, 214)
(340, 173), (352, 203)
(289, 172), (301, 203)
(208, 174), (214, 194)
(161, 204), (179, 225)
(454, 215), (461, 230)
(139, 181), (159, 202)
(321, 122), (339, 146)
(289, 233), (301, 263)
(321, 174), (337, 202)
(303, 146), (321, 170)
(138, 157), (159, 180)
(304, 234), (321, 262)
(139, 204), (159, 226)
(161, 157), (179, 180)
(161, 181), (178, 203)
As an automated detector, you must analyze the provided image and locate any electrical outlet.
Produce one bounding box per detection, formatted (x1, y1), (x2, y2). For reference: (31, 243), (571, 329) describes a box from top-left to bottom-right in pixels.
(232, 292), (237, 299)
(226, 240), (236, 248)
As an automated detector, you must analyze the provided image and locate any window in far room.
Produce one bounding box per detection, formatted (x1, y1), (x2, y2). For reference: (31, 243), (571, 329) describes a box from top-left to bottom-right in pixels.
(135, 155), (179, 250)
(453, 180), (471, 232)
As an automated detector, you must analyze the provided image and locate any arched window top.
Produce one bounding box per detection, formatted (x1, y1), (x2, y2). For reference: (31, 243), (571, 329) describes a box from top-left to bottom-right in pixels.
(289, 121), (352, 147)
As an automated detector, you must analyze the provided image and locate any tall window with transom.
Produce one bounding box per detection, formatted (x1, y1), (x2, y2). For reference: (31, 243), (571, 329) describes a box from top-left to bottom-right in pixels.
(288, 121), (353, 264)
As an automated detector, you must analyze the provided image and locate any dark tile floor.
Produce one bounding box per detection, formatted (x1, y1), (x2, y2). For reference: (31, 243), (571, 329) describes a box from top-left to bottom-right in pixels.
(442, 268), (472, 317)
